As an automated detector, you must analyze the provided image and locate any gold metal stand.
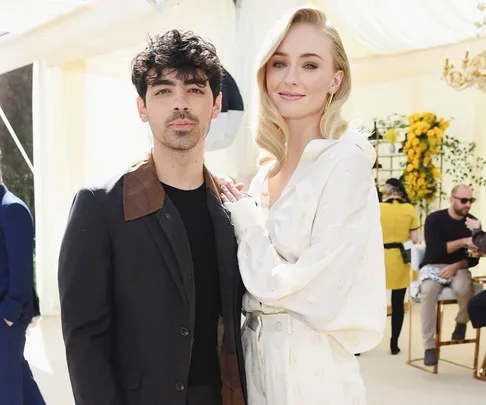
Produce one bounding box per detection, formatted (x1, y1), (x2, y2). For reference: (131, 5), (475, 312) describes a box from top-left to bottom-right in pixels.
(474, 346), (486, 381)
(473, 276), (486, 381)
(407, 297), (482, 376)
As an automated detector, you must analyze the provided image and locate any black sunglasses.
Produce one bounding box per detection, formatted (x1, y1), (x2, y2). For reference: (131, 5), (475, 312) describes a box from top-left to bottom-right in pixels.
(453, 196), (476, 204)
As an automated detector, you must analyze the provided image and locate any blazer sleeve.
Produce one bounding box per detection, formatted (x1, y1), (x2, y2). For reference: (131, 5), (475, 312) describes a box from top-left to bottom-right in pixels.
(58, 188), (121, 405)
(225, 154), (386, 353)
(0, 203), (34, 323)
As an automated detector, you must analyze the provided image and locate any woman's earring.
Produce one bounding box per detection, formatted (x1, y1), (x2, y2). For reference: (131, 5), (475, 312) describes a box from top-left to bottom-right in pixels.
(325, 93), (334, 111)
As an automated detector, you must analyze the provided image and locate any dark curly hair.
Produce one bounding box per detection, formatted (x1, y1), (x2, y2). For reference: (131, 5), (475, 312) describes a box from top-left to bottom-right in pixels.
(131, 30), (222, 103)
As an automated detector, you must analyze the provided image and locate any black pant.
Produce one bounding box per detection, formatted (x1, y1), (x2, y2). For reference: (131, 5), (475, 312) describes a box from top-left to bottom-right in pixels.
(0, 319), (46, 405)
(391, 288), (407, 346)
(469, 290), (486, 328)
(186, 385), (222, 405)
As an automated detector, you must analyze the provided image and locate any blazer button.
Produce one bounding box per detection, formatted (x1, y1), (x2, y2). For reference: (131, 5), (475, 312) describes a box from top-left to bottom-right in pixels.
(180, 327), (190, 337)
(175, 382), (185, 392)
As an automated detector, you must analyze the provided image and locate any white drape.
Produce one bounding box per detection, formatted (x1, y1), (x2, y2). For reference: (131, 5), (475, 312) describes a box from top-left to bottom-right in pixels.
(318, 0), (483, 57)
(32, 61), (87, 316)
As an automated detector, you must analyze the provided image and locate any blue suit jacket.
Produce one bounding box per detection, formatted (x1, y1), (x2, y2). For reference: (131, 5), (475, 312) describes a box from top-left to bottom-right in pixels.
(0, 184), (38, 323)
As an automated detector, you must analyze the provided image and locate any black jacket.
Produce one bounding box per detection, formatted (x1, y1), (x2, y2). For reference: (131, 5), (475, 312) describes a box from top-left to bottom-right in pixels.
(58, 153), (247, 405)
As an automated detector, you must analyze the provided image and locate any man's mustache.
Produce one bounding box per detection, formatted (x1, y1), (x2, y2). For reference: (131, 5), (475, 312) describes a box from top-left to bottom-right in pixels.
(166, 112), (198, 125)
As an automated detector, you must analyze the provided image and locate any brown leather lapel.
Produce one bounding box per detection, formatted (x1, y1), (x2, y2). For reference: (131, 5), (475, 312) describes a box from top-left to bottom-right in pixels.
(123, 151), (222, 221)
(123, 153), (165, 221)
(203, 165), (222, 203)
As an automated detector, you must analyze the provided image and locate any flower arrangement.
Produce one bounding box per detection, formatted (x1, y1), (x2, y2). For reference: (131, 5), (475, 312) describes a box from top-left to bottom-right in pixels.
(384, 128), (398, 144)
(375, 113), (408, 152)
(402, 112), (450, 206)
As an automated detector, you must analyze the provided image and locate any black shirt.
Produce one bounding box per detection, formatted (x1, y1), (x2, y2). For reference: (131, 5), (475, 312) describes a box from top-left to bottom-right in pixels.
(421, 209), (479, 269)
(163, 182), (222, 387)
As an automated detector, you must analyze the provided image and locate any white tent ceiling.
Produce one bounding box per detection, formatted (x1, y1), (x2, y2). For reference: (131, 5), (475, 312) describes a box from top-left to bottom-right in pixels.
(321, 0), (485, 57)
(0, 0), (485, 76)
(0, 0), (91, 35)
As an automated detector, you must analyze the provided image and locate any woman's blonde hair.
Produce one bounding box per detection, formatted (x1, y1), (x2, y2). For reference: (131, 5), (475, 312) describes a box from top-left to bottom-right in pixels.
(255, 6), (351, 171)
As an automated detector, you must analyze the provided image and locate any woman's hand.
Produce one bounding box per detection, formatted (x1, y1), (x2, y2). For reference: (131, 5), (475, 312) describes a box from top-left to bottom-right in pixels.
(214, 175), (245, 203)
(220, 180), (246, 204)
(466, 217), (481, 232)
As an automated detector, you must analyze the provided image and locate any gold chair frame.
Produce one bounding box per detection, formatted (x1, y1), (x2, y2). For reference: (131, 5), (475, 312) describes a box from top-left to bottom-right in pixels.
(472, 275), (486, 381)
(406, 271), (483, 378)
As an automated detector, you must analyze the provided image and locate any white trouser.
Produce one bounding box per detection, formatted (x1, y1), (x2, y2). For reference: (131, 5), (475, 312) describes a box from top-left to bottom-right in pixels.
(242, 312), (366, 405)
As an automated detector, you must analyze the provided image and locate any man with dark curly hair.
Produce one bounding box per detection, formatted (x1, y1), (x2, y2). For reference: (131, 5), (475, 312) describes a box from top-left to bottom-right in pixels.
(58, 30), (247, 405)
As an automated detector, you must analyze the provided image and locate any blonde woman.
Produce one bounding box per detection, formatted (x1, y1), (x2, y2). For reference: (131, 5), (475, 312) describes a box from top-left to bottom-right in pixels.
(219, 6), (386, 405)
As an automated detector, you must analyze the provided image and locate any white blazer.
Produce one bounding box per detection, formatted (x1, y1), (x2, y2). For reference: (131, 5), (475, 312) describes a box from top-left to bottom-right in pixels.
(224, 130), (386, 354)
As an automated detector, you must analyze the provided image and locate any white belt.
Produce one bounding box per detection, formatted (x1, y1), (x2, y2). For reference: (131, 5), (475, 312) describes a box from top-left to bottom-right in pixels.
(244, 312), (309, 335)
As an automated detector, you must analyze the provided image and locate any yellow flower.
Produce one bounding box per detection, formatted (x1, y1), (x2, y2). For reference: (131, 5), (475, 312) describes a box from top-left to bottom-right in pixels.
(421, 112), (436, 125)
(385, 128), (398, 143)
(438, 117), (450, 131)
(404, 112), (444, 205)
(408, 113), (420, 124)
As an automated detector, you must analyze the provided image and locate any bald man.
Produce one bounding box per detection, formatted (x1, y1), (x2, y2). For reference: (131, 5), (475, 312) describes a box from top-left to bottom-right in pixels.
(419, 185), (479, 366)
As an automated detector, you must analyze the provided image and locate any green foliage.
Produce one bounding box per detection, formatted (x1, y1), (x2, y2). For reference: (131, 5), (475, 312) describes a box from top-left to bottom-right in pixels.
(0, 65), (34, 215)
(441, 134), (486, 192)
(375, 113), (409, 133)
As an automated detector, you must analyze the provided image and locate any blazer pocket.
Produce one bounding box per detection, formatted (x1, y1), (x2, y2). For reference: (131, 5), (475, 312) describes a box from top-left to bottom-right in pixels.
(115, 366), (142, 391)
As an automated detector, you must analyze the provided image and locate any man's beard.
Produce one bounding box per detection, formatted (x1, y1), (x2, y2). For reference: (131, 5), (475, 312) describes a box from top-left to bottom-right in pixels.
(454, 206), (469, 218)
(162, 115), (212, 152)
(167, 127), (202, 151)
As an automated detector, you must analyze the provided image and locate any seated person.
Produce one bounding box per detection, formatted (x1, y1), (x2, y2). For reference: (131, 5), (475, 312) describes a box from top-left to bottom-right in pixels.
(419, 185), (478, 366)
(465, 217), (486, 328)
